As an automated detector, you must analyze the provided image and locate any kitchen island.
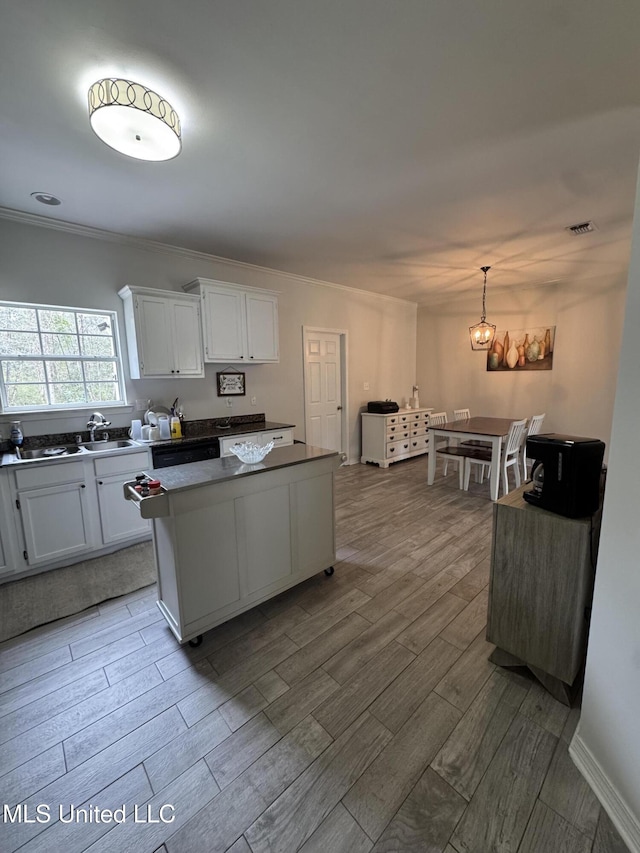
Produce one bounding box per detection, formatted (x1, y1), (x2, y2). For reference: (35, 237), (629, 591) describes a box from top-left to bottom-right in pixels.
(125, 444), (340, 644)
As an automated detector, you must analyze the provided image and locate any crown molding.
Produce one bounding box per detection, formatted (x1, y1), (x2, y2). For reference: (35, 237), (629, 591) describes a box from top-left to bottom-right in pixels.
(0, 206), (417, 308)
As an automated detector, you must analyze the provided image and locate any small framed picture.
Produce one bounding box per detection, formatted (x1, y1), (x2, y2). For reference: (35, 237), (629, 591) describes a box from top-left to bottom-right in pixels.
(216, 370), (246, 396)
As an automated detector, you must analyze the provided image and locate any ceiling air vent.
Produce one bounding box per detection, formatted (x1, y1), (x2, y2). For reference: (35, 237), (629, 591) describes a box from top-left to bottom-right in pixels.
(566, 221), (596, 235)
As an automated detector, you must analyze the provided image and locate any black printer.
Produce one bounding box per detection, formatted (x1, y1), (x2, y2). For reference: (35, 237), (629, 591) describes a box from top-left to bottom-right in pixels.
(367, 400), (400, 414)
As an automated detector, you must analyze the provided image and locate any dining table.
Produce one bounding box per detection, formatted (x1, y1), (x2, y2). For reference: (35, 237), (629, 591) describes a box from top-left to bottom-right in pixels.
(427, 416), (517, 501)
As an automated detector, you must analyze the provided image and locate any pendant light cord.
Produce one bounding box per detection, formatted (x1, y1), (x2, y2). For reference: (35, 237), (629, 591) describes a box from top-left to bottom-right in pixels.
(480, 265), (490, 322)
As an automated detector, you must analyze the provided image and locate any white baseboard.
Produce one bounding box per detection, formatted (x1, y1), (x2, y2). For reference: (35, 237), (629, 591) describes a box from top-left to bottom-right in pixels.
(570, 728), (640, 852)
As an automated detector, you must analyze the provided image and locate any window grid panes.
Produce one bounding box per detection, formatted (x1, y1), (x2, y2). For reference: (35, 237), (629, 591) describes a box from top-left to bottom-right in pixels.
(0, 301), (126, 412)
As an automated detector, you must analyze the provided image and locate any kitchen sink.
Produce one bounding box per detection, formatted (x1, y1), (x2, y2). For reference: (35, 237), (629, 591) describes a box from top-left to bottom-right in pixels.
(19, 445), (85, 459)
(81, 440), (138, 451)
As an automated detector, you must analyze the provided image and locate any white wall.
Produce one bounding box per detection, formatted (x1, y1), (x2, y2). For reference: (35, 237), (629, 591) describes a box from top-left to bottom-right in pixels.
(570, 166), (640, 850)
(416, 275), (627, 451)
(0, 217), (417, 462)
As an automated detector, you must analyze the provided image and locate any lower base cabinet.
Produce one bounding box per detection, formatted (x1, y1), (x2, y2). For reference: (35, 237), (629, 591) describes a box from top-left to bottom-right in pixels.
(152, 454), (338, 643)
(18, 481), (93, 567)
(1, 448), (151, 578)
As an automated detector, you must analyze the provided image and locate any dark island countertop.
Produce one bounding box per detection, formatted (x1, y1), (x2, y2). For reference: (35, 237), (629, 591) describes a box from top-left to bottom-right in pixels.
(144, 444), (339, 494)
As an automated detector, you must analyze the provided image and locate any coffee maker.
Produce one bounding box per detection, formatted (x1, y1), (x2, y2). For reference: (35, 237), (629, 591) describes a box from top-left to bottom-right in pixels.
(523, 434), (605, 518)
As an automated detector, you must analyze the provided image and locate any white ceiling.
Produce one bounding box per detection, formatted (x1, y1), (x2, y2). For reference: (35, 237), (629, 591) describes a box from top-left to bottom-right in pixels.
(1, 0), (640, 304)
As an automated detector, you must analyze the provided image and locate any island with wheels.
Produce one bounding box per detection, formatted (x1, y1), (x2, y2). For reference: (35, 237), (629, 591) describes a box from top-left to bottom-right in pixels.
(125, 444), (340, 645)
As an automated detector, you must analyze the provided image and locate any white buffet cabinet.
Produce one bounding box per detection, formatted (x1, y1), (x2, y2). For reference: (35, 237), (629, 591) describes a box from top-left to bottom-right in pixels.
(127, 445), (339, 644)
(360, 407), (434, 468)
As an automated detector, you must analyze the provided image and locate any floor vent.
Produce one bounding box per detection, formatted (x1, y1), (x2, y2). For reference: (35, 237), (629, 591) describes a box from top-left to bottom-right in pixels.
(566, 221), (596, 235)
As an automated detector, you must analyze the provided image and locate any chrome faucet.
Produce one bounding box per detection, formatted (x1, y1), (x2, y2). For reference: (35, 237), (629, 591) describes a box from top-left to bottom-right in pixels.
(87, 412), (111, 442)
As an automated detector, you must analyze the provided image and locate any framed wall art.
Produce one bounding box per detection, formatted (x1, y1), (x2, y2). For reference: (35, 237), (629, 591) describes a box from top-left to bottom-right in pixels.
(487, 326), (555, 372)
(216, 369), (246, 396)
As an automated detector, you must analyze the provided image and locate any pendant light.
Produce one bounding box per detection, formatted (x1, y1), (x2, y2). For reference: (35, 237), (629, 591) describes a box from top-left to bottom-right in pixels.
(88, 79), (181, 161)
(469, 265), (496, 350)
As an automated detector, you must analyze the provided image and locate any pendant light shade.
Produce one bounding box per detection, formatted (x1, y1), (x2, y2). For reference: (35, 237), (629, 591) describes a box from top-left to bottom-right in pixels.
(469, 266), (496, 350)
(88, 79), (181, 161)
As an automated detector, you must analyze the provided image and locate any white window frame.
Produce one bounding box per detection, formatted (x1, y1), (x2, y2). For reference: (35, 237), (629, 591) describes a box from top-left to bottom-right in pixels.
(0, 300), (127, 414)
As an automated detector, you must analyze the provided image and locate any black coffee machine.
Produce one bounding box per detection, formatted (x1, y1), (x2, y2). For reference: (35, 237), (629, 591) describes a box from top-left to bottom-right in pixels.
(523, 434), (605, 518)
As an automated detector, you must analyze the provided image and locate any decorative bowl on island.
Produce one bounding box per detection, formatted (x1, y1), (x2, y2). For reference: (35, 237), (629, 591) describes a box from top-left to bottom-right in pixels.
(229, 440), (274, 464)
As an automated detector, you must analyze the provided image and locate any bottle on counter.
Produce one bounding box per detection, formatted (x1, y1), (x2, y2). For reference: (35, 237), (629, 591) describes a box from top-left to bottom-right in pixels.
(170, 416), (182, 439)
(9, 421), (23, 449)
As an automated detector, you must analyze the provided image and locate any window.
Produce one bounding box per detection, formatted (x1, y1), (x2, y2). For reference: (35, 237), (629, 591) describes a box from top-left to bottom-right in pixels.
(0, 301), (126, 412)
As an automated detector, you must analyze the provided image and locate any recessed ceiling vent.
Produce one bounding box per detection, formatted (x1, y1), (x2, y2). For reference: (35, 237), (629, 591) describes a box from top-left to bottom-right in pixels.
(566, 220), (596, 235)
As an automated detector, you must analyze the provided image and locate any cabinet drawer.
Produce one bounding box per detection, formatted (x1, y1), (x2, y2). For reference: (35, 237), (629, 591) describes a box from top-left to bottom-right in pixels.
(385, 415), (398, 426)
(94, 451), (150, 477)
(15, 460), (86, 490)
(386, 424), (406, 438)
(387, 429), (409, 442)
(260, 429), (293, 447)
(386, 439), (411, 458)
(398, 413), (411, 424)
(219, 433), (259, 457)
(410, 426), (427, 437)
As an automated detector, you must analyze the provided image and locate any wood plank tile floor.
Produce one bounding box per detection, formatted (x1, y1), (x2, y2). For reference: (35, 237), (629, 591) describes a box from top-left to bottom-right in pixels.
(0, 458), (629, 853)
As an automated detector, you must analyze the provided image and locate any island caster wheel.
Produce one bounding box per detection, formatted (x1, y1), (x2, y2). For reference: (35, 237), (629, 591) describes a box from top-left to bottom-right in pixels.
(324, 566), (334, 576)
(188, 635), (203, 647)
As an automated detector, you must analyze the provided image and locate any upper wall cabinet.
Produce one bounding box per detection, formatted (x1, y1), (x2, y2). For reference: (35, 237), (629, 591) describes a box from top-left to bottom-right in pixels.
(184, 278), (279, 363)
(118, 286), (205, 379)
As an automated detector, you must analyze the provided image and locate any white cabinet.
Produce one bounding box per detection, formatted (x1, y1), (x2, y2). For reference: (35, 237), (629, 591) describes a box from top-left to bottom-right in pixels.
(218, 428), (294, 458)
(184, 278), (279, 363)
(14, 462), (95, 567)
(2, 447), (152, 577)
(119, 285), (205, 379)
(361, 407), (434, 468)
(94, 451), (150, 545)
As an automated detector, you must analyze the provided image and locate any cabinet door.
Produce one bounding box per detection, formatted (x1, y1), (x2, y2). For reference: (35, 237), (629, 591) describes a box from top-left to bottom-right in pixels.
(96, 472), (150, 545)
(202, 287), (246, 361)
(18, 482), (93, 566)
(171, 300), (204, 376)
(135, 295), (175, 376)
(246, 292), (279, 362)
(241, 485), (292, 592)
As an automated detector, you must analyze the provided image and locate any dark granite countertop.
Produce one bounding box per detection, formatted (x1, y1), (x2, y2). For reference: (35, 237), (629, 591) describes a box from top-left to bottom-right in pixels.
(142, 420), (294, 449)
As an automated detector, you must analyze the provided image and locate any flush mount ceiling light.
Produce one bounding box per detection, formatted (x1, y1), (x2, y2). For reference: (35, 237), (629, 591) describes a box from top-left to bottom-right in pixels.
(31, 192), (61, 205)
(88, 78), (181, 161)
(469, 265), (497, 350)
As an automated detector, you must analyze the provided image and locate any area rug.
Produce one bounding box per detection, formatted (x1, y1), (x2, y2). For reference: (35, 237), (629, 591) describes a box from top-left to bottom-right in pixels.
(0, 541), (156, 642)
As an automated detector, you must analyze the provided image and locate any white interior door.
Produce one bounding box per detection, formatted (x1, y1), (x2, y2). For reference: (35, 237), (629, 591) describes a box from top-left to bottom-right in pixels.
(303, 328), (345, 453)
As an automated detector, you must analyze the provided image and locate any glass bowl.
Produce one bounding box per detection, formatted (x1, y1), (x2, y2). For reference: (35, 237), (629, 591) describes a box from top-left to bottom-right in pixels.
(229, 440), (274, 464)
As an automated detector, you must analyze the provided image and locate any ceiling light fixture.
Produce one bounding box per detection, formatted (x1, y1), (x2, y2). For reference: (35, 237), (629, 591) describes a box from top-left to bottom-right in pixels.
(469, 265), (496, 350)
(88, 78), (181, 161)
(31, 192), (61, 206)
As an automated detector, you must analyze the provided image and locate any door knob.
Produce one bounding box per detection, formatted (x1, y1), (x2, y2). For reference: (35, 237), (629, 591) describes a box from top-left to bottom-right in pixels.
(337, 405), (343, 411)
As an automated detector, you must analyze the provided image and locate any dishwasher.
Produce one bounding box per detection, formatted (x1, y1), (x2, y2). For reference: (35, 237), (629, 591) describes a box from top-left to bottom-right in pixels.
(150, 437), (220, 468)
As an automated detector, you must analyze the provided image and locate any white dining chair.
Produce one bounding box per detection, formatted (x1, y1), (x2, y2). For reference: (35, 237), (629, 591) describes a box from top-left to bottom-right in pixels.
(464, 418), (528, 497)
(453, 408), (471, 421)
(429, 412), (464, 488)
(521, 413), (546, 480)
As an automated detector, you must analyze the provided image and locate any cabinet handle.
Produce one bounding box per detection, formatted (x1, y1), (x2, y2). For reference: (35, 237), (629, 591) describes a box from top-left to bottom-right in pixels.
(250, 355), (254, 359)
(171, 369), (175, 373)
(272, 435), (283, 440)
(81, 484), (86, 489)
(176, 370), (180, 373)
(98, 481), (103, 485)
